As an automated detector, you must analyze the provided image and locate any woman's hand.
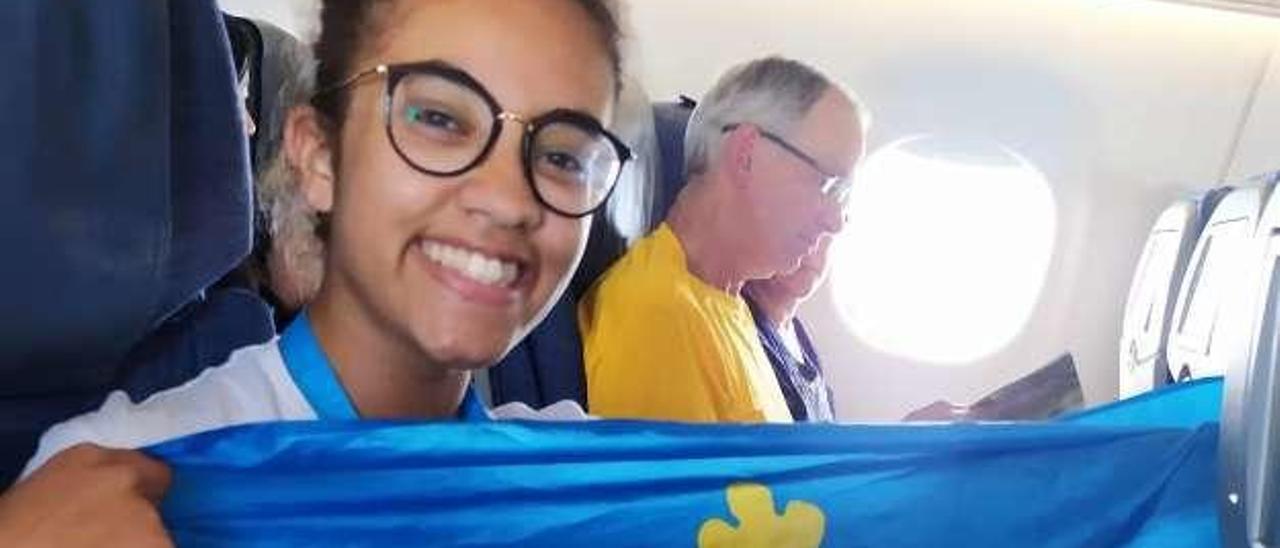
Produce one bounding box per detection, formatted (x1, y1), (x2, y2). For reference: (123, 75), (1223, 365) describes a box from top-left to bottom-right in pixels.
(0, 444), (173, 547)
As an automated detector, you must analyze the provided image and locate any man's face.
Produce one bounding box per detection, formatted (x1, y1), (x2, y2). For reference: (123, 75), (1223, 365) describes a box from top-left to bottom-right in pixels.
(765, 234), (834, 303)
(740, 89), (863, 278)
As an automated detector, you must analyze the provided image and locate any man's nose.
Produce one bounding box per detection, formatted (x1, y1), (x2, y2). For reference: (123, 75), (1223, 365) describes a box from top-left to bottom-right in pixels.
(816, 198), (846, 235)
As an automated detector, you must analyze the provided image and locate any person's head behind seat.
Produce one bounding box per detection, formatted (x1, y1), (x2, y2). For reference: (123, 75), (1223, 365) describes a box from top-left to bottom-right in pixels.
(249, 19), (324, 320)
(285, 0), (628, 372)
(682, 56), (867, 279)
(744, 234), (835, 324)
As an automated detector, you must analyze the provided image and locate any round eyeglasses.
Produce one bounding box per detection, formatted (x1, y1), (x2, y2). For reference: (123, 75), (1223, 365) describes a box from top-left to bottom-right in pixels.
(320, 60), (632, 218)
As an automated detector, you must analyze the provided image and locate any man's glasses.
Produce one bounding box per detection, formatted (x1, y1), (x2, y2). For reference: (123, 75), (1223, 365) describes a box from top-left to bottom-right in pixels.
(723, 123), (852, 206)
(320, 60), (632, 218)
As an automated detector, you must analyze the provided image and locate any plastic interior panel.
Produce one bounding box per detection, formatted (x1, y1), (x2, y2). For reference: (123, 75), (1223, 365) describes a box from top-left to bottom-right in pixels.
(1220, 186), (1280, 548)
(1119, 200), (1198, 398)
(1167, 187), (1266, 381)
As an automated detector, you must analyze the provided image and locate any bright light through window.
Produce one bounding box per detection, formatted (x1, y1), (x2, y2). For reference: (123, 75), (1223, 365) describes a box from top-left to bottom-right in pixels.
(832, 136), (1057, 365)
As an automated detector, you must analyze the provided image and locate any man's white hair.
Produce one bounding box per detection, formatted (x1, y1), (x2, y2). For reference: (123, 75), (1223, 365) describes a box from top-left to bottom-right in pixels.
(683, 56), (869, 177)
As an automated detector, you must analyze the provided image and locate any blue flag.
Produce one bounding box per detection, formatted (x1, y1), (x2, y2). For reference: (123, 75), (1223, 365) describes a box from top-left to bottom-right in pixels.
(153, 379), (1222, 547)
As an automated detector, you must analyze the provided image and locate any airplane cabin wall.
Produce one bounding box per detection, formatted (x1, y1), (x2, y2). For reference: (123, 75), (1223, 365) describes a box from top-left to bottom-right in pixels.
(219, 0), (1280, 421)
(1229, 35), (1280, 178)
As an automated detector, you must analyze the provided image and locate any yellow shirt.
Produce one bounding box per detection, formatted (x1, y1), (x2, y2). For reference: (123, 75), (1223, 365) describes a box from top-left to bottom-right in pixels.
(579, 224), (792, 423)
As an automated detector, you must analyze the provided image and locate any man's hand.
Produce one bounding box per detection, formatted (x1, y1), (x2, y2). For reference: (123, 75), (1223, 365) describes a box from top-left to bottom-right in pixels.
(903, 400), (972, 422)
(0, 444), (173, 547)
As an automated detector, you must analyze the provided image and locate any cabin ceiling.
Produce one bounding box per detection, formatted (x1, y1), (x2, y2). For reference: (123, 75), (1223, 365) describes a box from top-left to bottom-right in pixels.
(1159, 0), (1280, 17)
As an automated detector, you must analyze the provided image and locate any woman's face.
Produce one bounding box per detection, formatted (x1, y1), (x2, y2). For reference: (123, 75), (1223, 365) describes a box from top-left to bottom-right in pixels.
(309, 0), (615, 370)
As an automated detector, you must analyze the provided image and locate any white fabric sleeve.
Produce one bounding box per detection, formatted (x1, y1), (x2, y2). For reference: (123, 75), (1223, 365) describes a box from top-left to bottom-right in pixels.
(20, 341), (312, 480)
(490, 399), (594, 421)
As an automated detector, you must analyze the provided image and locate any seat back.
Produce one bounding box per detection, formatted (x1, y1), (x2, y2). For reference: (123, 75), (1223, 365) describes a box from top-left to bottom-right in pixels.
(0, 0), (253, 486)
(1220, 178), (1280, 548)
(1119, 188), (1232, 398)
(159, 4), (256, 324)
(649, 100), (697, 225)
(1166, 186), (1269, 382)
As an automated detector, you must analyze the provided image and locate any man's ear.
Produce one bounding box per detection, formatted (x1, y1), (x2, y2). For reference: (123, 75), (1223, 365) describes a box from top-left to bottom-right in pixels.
(718, 124), (758, 185)
(285, 105), (337, 214)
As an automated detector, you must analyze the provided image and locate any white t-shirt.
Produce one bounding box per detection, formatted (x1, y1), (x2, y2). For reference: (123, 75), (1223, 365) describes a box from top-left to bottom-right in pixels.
(21, 315), (587, 480)
(23, 340), (306, 478)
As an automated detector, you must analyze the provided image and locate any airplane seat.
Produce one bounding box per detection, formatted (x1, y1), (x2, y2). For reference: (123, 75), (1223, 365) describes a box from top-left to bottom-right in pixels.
(487, 215), (632, 409)
(648, 99), (698, 224)
(114, 289), (275, 404)
(487, 97), (691, 409)
(1119, 187), (1234, 398)
(1165, 184), (1270, 384)
(118, 15), (317, 403)
(117, 11), (278, 395)
(0, 0), (265, 486)
(1219, 176), (1280, 547)
(566, 85), (669, 296)
(213, 16), (310, 299)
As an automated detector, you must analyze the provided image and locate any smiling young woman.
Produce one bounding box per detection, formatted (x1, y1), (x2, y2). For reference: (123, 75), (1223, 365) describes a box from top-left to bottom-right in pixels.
(4, 1), (629, 545)
(292, 0), (629, 419)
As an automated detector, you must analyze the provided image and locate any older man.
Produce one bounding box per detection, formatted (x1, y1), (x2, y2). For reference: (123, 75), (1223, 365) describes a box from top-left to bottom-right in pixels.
(580, 57), (867, 422)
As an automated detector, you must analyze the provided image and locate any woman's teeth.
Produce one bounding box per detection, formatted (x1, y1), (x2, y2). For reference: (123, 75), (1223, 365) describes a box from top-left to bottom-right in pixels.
(421, 241), (520, 287)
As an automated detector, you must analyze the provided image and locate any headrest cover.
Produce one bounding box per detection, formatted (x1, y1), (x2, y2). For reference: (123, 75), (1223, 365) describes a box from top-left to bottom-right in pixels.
(650, 101), (696, 225)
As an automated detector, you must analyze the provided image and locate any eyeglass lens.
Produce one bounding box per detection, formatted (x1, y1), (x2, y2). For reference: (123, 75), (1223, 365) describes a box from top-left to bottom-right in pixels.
(388, 71), (624, 216)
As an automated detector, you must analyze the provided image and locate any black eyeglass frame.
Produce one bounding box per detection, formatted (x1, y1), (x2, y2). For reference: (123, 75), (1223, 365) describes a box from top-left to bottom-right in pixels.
(722, 123), (851, 205)
(319, 60), (633, 218)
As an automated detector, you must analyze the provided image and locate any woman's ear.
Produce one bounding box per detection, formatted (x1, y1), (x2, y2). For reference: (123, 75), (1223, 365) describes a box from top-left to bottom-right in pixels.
(285, 105), (337, 214)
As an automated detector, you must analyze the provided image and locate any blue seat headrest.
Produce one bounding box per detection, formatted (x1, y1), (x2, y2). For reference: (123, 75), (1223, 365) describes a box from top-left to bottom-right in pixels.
(649, 100), (696, 225)
(0, 0), (251, 395)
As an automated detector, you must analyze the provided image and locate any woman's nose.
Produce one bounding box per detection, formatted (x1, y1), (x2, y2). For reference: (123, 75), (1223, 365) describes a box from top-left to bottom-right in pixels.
(456, 124), (543, 230)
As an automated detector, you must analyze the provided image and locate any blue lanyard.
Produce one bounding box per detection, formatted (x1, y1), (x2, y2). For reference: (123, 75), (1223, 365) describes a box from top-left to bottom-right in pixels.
(279, 311), (489, 422)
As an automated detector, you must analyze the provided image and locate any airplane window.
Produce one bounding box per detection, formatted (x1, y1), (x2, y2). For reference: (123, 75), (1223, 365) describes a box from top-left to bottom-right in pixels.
(831, 136), (1056, 365)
